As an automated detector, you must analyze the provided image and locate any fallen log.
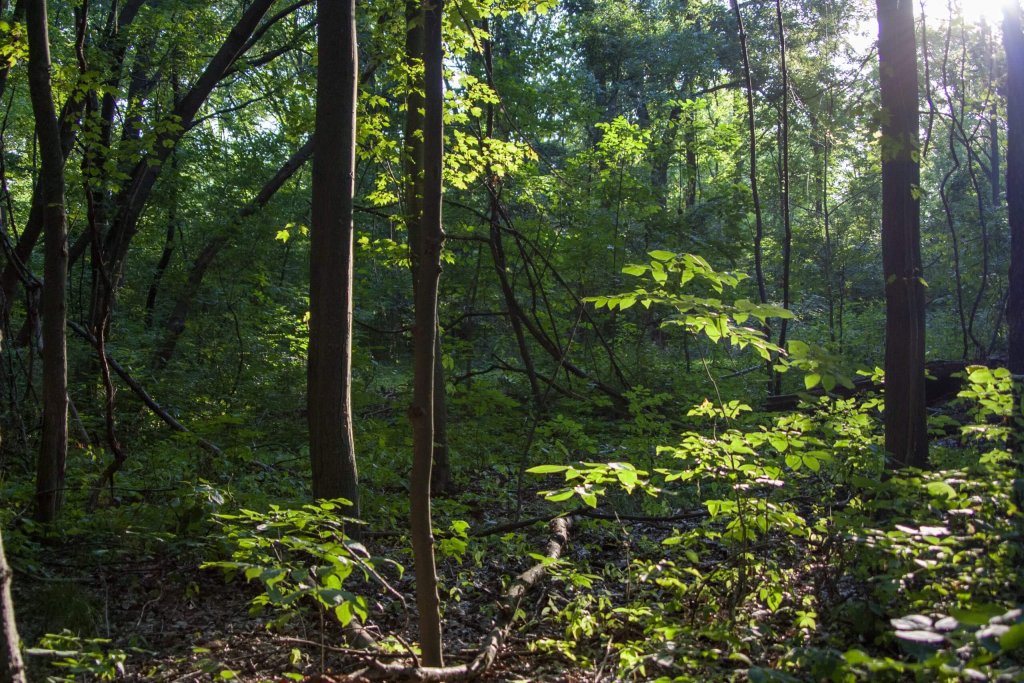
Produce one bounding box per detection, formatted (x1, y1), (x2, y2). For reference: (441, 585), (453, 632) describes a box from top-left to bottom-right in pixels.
(765, 360), (971, 412)
(355, 517), (573, 681)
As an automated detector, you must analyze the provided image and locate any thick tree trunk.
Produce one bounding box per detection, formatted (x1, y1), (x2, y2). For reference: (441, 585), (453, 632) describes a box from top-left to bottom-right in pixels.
(1004, 3), (1024, 456)
(308, 0), (359, 512)
(27, 0), (69, 522)
(877, 0), (927, 469)
(408, 0), (445, 667)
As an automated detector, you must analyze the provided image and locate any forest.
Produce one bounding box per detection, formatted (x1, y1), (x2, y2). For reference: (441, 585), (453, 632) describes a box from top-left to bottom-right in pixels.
(0, 0), (1022, 680)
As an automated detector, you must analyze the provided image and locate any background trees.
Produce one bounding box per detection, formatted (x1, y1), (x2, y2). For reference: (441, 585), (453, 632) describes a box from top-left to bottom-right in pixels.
(0, 0), (1021, 679)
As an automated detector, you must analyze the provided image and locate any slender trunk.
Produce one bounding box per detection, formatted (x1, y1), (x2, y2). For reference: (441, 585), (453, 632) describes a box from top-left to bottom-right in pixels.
(27, 0), (69, 522)
(773, 0), (792, 395)
(409, 0), (444, 666)
(404, 0), (450, 495)
(308, 0), (359, 512)
(877, 0), (927, 469)
(939, 21), (970, 359)
(0, 526), (26, 683)
(1003, 4), (1024, 458)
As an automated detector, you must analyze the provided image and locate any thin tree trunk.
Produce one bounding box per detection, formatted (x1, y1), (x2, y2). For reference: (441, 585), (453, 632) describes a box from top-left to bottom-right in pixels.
(877, 0), (927, 469)
(27, 0), (69, 522)
(308, 0), (359, 512)
(773, 0), (792, 395)
(0, 526), (26, 683)
(732, 0), (768, 308)
(409, 0), (444, 666)
(404, 0), (450, 495)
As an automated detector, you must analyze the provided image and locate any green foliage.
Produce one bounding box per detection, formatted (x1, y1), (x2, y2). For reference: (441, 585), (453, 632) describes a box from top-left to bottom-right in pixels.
(32, 631), (131, 682)
(588, 251), (793, 360)
(203, 500), (398, 629)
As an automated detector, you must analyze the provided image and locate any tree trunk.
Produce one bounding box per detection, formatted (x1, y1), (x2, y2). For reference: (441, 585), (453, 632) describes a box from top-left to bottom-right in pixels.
(27, 0), (69, 522)
(408, 0), (445, 666)
(0, 329), (27, 681)
(1004, 3), (1024, 456)
(732, 0), (768, 309)
(0, 527), (26, 683)
(877, 0), (927, 469)
(404, 0), (450, 495)
(308, 0), (359, 513)
(773, 0), (792, 395)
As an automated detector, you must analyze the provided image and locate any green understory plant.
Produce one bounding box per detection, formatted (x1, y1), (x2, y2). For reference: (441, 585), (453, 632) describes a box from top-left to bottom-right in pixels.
(203, 499), (399, 630)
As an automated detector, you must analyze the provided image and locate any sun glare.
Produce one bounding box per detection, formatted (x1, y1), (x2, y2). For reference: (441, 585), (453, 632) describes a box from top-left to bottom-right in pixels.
(919, 0), (1009, 26)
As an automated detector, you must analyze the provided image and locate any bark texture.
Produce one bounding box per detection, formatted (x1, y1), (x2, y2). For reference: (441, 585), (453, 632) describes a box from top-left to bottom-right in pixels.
(308, 0), (359, 511)
(408, 0), (445, 667)
(877, 0), (927, 469)
(27, 0), (69, 521)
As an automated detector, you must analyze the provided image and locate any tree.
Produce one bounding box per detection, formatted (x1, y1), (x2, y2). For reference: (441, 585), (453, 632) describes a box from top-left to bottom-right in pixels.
(877, 0), (927, 469)
(0, 332), (26, 681)
(408, 0), (445, 666)
(308, 0), (359, 512)
(1005, 1), (1024, 452)
(403, 0), (450, 495)
(27, 0), (69, 522)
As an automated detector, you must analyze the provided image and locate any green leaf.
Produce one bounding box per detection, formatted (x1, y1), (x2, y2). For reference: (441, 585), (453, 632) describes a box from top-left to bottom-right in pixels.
(648, 250), (676, 261)
(526, 465), (570, 474)
(999, 623), (1024, 651)
(804, 373), (821, 390)
(925, 481), (957, 499)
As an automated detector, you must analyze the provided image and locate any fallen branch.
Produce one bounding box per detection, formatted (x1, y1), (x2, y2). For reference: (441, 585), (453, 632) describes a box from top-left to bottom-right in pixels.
(67, 321), (222, 457)
(356, 517), (573, 681)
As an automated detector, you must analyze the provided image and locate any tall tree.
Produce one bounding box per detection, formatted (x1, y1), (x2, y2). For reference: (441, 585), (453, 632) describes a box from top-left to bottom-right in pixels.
(403, 0), (450, 495)
(877, 0), (927, 469)
(308, 0), (359, 512)
(27, 0), (69, 521)
(1005, 1), (1024, 452)
(408, 0), (445, 666)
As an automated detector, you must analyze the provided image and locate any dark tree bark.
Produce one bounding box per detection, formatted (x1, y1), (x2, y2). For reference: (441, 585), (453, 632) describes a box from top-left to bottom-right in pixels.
(409, 0), (445, 666)
(27, 0), (69, 522)
(308, 0), (359, 512)
(404, 0), (450, 495)
(1005, 2), (1024, 454)
(877, 0), (928, 469)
